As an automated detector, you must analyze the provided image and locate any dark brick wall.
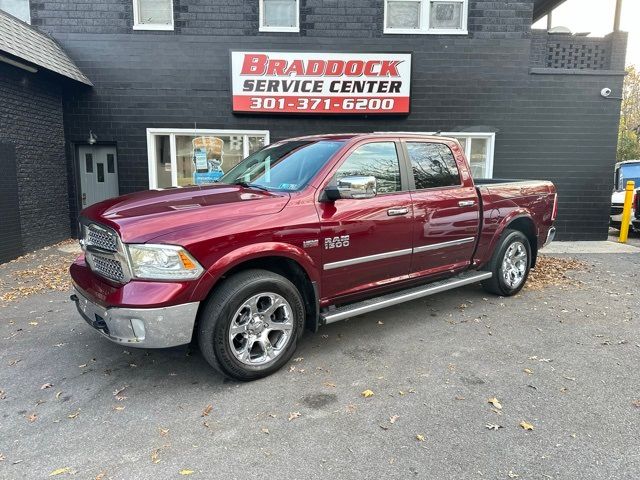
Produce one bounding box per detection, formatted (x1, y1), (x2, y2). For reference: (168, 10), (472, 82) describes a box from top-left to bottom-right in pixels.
(31, 0), (534, 39)
(30, 0), (625, 240)
(0, 63), (71, 256)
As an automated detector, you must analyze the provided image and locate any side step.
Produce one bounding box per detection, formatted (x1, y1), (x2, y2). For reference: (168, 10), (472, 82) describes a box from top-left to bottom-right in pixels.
(321, 271), (492, 325)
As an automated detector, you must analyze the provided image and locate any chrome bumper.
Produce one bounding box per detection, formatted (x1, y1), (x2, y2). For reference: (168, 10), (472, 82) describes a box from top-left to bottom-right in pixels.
(71, 288), (199, 348)
(543, 226), (556, 247)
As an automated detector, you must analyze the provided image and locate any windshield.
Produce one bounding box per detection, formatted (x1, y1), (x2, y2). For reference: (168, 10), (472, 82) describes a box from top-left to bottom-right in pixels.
(618, 163), (640, 190)
(219, 140), (345, 192)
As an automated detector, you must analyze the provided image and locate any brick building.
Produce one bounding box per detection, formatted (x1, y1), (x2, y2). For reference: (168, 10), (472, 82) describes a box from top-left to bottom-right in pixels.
(0, 0), (629, 262)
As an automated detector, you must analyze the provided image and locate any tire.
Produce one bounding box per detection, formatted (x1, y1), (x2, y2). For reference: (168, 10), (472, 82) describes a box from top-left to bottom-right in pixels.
(481, 229), (531, 297)
(197, 269), (305, 381)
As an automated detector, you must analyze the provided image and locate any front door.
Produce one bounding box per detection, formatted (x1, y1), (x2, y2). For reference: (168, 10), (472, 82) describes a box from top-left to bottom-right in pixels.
(317, 141), (414, 300)
(78, 146), (119, 208)
(403, 140), (480, 277)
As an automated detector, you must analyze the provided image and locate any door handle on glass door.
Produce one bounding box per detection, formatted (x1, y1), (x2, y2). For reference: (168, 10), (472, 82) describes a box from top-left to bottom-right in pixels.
(387, 207), (409, 216)
(458, 200), (476, 207)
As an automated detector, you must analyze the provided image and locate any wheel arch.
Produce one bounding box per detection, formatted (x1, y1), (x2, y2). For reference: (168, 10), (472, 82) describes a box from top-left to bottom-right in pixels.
(502, 215), (538, 268)
(192, 244), (321, 333)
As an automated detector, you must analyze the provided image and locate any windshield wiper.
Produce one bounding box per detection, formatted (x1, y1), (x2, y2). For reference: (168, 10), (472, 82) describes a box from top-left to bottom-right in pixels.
(233, 181), (271, 192)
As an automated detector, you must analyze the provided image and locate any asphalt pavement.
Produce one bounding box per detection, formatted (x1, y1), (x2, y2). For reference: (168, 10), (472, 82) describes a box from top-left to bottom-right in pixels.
(0, 249), (639, 479)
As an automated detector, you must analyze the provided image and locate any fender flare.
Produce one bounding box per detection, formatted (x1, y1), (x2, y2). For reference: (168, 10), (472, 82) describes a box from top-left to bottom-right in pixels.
(483, 210), (538, 266)
(189, 242), (320, 302)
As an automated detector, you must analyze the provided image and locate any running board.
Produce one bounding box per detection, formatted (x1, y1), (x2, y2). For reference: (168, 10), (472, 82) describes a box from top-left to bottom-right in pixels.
(321, 271), (492, 325)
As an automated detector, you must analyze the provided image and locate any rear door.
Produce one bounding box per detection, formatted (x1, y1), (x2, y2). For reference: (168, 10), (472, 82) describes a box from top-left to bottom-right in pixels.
(402, 140), (480, 277)
(317, 140), (414, 300)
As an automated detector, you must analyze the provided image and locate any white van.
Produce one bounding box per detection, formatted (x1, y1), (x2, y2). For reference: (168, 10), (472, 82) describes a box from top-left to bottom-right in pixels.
(611, 160), (640, 230)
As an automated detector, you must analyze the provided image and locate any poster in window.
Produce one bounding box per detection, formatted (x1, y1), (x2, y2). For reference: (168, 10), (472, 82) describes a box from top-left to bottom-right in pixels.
(192, 137), (225, 185)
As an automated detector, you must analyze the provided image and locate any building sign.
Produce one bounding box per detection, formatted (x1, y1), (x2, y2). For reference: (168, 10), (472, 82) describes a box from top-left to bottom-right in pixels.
(231, 51), (411, 114)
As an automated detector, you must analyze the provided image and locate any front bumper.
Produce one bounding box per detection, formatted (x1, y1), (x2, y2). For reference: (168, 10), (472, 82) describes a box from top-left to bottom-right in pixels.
(71, 287), (199, 348)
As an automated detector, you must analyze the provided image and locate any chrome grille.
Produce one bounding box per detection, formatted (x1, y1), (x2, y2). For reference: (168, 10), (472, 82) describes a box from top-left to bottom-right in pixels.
(86, 224), (118, 252)
(90, 254), (125, 283)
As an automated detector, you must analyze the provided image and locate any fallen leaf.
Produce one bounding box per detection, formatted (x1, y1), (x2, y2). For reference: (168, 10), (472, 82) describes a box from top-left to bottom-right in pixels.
(151, 449), (160, 464)
(632, 399), (640, 408)
(129, 363), (137, 368)
(95, 472), (106, 480)
(0, 453), (4, 462)
(379, 424), (389, 430)
(520, 421), (534, 431)
(202, 421), (210, 428)
(455, 395), (465, 401)
(415, 434), (426, 442)
(293, 357), (304, 362)
(361, 389), (375, 398)
(261, 427), (269, 434)
(487, 397), (502, 410)
(113, 386), (128, 397)
(55, 391), (62, 400)
(485, 423), (503, 431)
(41, 383), (53, 390)
(202, 404), (213, 417)
(523, 368), (533, 375)
(179, 470), (195, 475)
(28, 321), (38, 326)
(508, 471), (519, 478)
(78, 364), (87, 368)
(49, 467), (72, 476)
(8, 359), (21, 366)
(0, 390), (5, 400)
(68, 410), (80, 419)
(323, 382), (336, 388)
(113, 405), (125, 411)
(159, 427), (169, 437)
(389, 415), (399, 424)
(377, 321), (384, 325)
(288, 411), (301, 421)
(26, 413), (37, 422)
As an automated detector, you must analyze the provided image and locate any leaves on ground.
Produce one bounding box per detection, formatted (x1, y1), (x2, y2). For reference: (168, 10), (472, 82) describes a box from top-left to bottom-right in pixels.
(40, 383), (53, 390)
(520, 421), (534, 431)
(485, 423), (503, 431)
(389, 415), (399, 424)
(415, 434), (426, 442)
(201, 404), (213, 417)
(67, 410), (80, 419)
(288, 411), (301, 421)
(49, 467), (72, 476)
(361, 389), (374, 398)
(26, 412), (37, 423)
(179, 470), (195, 475)
(261, 427), (270, 434)
(487, 397), (502, 410)
(159, 427), (169, 437)
(525, 255), (587, 290)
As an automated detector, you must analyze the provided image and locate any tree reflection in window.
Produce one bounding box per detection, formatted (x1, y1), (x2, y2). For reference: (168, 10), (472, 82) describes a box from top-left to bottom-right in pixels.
(407, 142), (460, 189)
(336, 142), (401, 194)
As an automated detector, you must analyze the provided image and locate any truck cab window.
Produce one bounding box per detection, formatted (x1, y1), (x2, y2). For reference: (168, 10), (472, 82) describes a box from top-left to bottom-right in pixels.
(336, 142), (401, 194)
(406, 142), (460, 189)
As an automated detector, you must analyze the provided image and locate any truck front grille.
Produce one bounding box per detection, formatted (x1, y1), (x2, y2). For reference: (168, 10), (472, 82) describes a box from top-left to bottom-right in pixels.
(91, 254), (126, 283)
(80, 219), (130, 283)
(611, 204), (623, 216)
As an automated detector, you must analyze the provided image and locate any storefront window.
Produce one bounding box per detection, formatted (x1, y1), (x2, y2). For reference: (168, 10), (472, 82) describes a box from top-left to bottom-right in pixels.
(147, 129), (270, 189)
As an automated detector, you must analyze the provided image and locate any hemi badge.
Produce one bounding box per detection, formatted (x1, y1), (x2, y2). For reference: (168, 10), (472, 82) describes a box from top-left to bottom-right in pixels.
(303, 239), (319, 248)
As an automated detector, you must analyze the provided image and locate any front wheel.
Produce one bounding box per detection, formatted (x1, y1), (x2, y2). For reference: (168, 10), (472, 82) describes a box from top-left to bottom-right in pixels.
(481, 229), (531, 296)
(197, 269), (305, 381)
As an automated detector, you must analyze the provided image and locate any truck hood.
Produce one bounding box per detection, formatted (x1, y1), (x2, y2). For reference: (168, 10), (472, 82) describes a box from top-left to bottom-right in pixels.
(81, 184), (291, 243)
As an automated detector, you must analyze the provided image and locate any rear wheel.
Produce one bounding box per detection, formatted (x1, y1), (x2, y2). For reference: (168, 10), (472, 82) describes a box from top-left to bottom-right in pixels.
(197, 269), (304, 380)
(481, 229), (531, 296)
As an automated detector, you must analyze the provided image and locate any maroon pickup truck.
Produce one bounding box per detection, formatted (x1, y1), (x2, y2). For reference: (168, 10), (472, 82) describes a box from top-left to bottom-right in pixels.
(70, 133), (557, 380)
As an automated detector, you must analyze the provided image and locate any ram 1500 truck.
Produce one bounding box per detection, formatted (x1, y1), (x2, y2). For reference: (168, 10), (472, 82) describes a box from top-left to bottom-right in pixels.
(70, 133), (557, 380)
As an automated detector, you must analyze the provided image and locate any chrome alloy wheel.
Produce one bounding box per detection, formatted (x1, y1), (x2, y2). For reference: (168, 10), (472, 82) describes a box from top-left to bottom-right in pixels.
(228, 292), (294, 366)
(501, 241), (528, 289)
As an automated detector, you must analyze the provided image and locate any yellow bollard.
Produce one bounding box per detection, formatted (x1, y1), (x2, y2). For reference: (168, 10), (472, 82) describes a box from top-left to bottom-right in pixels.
(619, 180), (635, 243)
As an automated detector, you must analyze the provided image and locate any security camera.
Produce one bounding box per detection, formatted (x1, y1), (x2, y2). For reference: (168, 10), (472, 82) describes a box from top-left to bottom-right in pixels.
(601, 88), (612, 98)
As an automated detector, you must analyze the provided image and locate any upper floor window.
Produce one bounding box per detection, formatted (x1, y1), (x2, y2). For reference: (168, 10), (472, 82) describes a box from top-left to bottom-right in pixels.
(259, 0), (299, 33)
(133, 0), (173, 31)
(0, 0), (30, 24)
(384, 0), (468, 35)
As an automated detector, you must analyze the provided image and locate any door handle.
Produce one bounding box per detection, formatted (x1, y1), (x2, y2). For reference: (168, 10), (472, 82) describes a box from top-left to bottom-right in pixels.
(387, 207), (409, 216)
(458, 200), (476, 207)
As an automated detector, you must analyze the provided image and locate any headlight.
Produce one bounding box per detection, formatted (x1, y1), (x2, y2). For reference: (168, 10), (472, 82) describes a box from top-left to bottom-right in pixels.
(126, 244), (204, 280)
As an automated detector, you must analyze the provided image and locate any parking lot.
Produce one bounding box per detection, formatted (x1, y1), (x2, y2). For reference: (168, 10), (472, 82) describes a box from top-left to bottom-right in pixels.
(0, 243), (639, 479)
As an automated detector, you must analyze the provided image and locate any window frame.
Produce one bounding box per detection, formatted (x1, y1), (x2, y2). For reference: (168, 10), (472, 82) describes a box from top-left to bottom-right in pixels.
(146, 128), (270, 189)
(259, 0), (300, 33)
(133, 0), (174, 31)
(383, 0), (468, 35)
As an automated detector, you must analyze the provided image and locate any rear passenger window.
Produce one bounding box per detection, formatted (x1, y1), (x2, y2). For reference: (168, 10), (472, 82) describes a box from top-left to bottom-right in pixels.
(336, 142), (402, 194)
(407, 142), (460, 189)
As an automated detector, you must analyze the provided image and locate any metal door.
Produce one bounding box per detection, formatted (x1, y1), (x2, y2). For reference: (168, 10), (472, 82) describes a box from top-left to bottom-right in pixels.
(78, 146), (119, 208)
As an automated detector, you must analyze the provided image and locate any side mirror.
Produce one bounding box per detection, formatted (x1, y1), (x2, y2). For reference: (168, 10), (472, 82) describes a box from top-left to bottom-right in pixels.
(324, 175), (377, 201)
